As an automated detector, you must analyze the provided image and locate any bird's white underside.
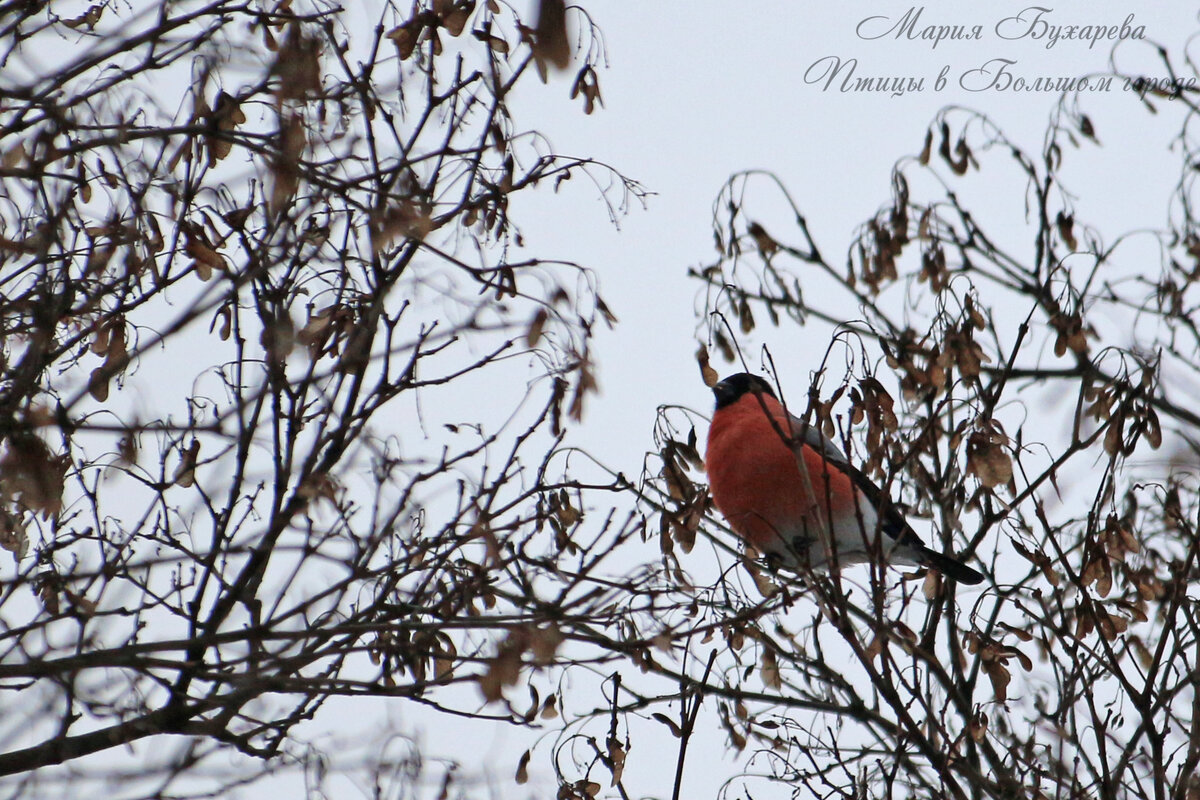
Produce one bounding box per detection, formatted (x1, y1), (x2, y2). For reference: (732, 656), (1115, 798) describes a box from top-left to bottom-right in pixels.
(754, 493), (922, 569)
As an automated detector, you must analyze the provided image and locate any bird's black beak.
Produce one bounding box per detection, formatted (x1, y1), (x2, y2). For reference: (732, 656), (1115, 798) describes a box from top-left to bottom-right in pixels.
(712, 379), (737, 409)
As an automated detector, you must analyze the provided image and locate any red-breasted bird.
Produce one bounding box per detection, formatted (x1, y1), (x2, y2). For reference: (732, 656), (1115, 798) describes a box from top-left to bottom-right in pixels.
(705, 373), (984, 584)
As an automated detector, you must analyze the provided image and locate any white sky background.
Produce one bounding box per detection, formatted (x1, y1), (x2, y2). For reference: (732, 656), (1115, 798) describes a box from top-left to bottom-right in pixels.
(9, 2), (1200, 798)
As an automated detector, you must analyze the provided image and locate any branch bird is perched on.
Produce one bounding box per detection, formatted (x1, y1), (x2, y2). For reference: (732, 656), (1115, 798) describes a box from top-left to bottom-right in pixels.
(705, 373), (984, 584)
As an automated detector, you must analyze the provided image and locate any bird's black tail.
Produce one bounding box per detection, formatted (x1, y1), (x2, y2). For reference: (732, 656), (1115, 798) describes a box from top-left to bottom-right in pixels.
(918, 546), (984, 585)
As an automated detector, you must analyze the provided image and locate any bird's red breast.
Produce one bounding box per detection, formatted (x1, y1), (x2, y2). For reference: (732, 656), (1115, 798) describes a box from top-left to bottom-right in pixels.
(706, 391), (857, 558)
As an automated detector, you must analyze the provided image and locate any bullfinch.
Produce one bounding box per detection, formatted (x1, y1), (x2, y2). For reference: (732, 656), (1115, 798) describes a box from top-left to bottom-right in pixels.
(706, 373), (984, 584)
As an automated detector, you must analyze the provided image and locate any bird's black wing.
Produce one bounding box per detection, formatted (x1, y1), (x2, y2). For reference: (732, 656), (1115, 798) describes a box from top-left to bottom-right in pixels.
(792, 417), (927, 549)
(790, 415), (984, 584)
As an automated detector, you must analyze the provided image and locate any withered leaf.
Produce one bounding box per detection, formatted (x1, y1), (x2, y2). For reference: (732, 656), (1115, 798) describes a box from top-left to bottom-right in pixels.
(531, 0), (570, 73)
(760, 648), (782, 689)
(747, 221), (778, 258)
(969, 712), (988, 742)
(981, 659), (1010, 702)
(2, 141), (27, 169)
(673, 508), (700, 553)
(1056, 210), (1078, 251)
(1, 434), (68, 518)
(35, 570), (62, 615)
(606, 735), (626, 786)
(184, 230), (227, 278)
(530, 623), (563, 665)
(88, 366), (112, 401)
(568, 364), (596, 422)
(967, 432), (1012, 489)
(541, 694), (558, 719)
(1079, 114), (1096, 141)
(472, 29), (509, 53)
(0, 510), (28, 560)
(386, 22), (419, 60)
(737, 295), (755, 334)
(173, 439), (201, 487)
(211, 306), (233, 341)
(696, 344), (719, 387)
(1011, 539), (1060, 586)
(479, 628), (525, 702)
(526, 307), (548, 347)
(433, 633), (457, 680)
(61, 3), (104, 30)
(371, 201), (434, 251)
(569, 66), (603, 114)
(864, 632), (885, 661)
(922, 569), (941, 600)
(441, 2), (473, 37)
(651, 712), (682, 738)
(260, 310), (295, 362)
(918, 127), (933, 165)
(1104, 413), (1124, 457)
(273, 21), (322, 100)
(515, 749), (530, 784)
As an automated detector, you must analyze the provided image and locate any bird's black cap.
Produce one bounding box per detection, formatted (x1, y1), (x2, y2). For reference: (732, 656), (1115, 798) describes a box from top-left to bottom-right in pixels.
(712, 372), (776, 409)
